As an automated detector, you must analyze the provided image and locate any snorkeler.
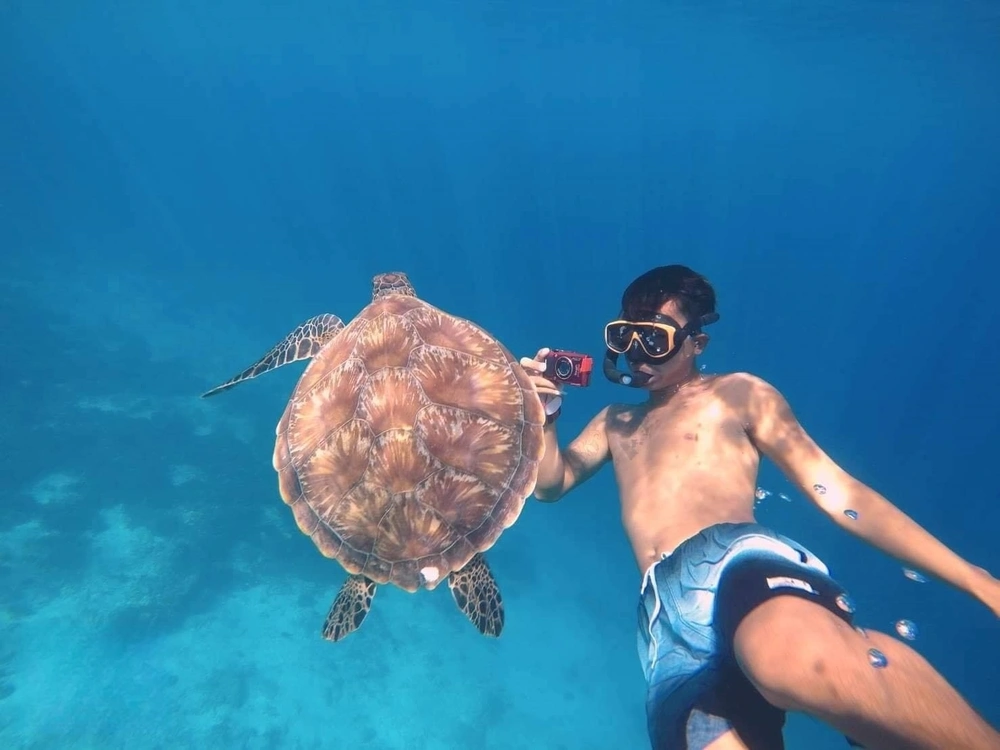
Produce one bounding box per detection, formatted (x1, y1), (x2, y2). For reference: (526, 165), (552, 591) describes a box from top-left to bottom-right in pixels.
(522, 265), (1000, 750)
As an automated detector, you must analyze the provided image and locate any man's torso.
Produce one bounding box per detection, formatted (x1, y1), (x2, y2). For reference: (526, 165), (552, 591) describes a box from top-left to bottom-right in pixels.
(605, 373), (764, 571)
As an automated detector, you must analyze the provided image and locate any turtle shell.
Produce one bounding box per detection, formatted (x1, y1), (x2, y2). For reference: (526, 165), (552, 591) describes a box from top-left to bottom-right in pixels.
(271, 293), (545, 592)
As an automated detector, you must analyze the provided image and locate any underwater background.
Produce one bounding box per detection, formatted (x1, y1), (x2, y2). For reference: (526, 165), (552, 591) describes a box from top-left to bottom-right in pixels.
(1, 1), (998, 748)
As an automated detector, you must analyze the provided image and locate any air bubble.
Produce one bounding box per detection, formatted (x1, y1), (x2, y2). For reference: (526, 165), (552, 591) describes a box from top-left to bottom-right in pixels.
(894, 619), (918, 641)
(903, 568), (927, 583)
(778, 493), (791, 502)
(855, 626), (868, 639)
(835, 593), (856, 614)
(813, 484), (827, 495)
(844, 509), (859, 521)
(867, 648), (888, 668)
(755, 487), (771, 501)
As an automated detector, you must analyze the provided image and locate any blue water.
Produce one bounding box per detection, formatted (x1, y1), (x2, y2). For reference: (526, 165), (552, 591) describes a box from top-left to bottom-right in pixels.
(2, 1), (998, 748)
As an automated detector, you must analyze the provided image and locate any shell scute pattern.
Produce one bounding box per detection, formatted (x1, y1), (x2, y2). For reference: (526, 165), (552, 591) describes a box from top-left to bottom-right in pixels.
(275, 296), (543, 592)
(287, 358), (368, 466)
(361, 430), (442, 495)
(296, 419), (374, 516)
(413, 470), (501, 536)
(351, 312), (423, 370)
(294, 317), (369, 397)
(328, 482), (395, 554)
(288, 495), (319, 536)
(334, 531), (370, 576)
(312, 526), (344, 561)
(354, 369), (429, 435)
(358, 295), (425, 319)
(403, 306), (510, 365)
(408, 347), (524, 425)
(414, 404), (521, 491)
(273, 403), (299, 501)
(376, 489), (462, 562)
(462, 494), (514, 551)
(362, 554), (393, 582)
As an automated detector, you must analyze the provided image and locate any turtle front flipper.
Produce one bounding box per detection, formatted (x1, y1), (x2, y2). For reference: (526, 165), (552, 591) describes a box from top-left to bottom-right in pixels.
(322, 574), (377, 642)
(201, 313), (345, 397)
(448, 553), (504, 637)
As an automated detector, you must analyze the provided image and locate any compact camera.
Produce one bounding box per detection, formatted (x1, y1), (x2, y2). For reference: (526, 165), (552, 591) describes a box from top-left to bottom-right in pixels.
(544, 350), (593, 387)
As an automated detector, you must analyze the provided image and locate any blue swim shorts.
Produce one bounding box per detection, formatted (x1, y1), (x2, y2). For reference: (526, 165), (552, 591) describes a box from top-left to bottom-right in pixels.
(636, 522), (860, 750)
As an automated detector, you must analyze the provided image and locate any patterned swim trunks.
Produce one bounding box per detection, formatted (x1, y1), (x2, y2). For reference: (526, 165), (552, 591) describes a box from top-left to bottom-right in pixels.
(636, 522), (861, 749)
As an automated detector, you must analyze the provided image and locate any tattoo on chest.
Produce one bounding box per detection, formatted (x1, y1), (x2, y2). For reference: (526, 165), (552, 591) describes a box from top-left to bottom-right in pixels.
(617, 418), (651, 460)
(620, 437), (640, 459)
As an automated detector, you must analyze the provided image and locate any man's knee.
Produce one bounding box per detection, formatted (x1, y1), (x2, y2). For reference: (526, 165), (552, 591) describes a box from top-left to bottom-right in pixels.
(732, 596), (860, 713)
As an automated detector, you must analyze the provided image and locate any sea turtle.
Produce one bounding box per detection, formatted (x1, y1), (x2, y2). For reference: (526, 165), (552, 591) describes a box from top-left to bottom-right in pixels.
(201, 271), (545, 642)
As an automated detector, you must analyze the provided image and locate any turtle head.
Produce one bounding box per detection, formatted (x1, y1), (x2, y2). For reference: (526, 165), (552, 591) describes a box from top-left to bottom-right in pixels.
(372, 272), (416, 300)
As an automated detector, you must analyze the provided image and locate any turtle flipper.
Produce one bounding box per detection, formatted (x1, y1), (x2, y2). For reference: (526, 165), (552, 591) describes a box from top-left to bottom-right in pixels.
(448, 553), (504, 637)
(201, 313), (345, 397)
(322, 574), (376, 642)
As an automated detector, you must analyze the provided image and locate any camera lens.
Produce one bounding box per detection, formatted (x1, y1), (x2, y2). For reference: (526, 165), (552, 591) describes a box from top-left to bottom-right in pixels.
(554, 356), (573, 380)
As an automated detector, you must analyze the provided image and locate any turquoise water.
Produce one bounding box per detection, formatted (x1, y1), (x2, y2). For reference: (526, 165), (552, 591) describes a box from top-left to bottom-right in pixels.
(1, 1), (998, 747)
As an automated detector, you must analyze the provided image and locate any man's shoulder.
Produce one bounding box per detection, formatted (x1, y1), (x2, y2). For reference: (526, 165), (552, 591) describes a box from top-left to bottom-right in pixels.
(710, 371), (787, 406)
(598, 402), (630, 419)
(575, 403), (621, 429)
(711, 371), (779, 391)
(597, 401), (642, 425)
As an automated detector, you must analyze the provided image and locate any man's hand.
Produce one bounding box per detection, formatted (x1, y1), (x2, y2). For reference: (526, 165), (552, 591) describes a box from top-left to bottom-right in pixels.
(520, 347), (564, 406)
(523, 348), (611, 501)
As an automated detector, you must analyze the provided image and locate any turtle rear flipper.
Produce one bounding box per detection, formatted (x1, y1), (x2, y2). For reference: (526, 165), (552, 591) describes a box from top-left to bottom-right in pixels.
(201, 314), (345, 397)
(322, 574), (376, 642)
(448, 553), (504, 637)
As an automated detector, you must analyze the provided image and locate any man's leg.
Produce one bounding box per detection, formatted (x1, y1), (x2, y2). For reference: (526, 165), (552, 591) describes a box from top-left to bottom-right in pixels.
(733, 596), (1000, 750)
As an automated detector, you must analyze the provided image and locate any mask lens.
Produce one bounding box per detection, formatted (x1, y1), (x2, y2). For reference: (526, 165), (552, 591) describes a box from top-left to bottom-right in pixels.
(605, 322), (635, 353)
(637, 325), (671, 356)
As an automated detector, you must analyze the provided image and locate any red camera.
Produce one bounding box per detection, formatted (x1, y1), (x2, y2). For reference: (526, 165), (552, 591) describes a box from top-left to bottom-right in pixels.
(544, 350), (593, 387)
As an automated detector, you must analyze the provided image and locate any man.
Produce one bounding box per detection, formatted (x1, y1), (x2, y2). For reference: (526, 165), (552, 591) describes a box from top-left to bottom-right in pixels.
(522, 264), (1000, 750)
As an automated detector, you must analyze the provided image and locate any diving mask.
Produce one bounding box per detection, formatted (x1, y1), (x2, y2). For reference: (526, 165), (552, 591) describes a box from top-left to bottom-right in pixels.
(602, 311), (720, 386)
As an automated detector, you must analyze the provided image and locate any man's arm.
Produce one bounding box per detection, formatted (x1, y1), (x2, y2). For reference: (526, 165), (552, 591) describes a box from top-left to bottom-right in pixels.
(533, 406), (611, 502)
(743, 373), (996, 603)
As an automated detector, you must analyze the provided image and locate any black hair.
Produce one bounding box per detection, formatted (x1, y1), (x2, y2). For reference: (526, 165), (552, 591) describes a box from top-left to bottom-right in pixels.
(620, 264), (717, 327)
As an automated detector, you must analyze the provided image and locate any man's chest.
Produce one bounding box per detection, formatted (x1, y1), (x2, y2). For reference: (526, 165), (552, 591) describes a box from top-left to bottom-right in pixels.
(606, 396), (751, 462)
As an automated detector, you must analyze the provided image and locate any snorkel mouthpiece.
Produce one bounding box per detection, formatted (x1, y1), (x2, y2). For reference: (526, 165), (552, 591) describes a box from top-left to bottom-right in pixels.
(602, 351), (651, 387)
